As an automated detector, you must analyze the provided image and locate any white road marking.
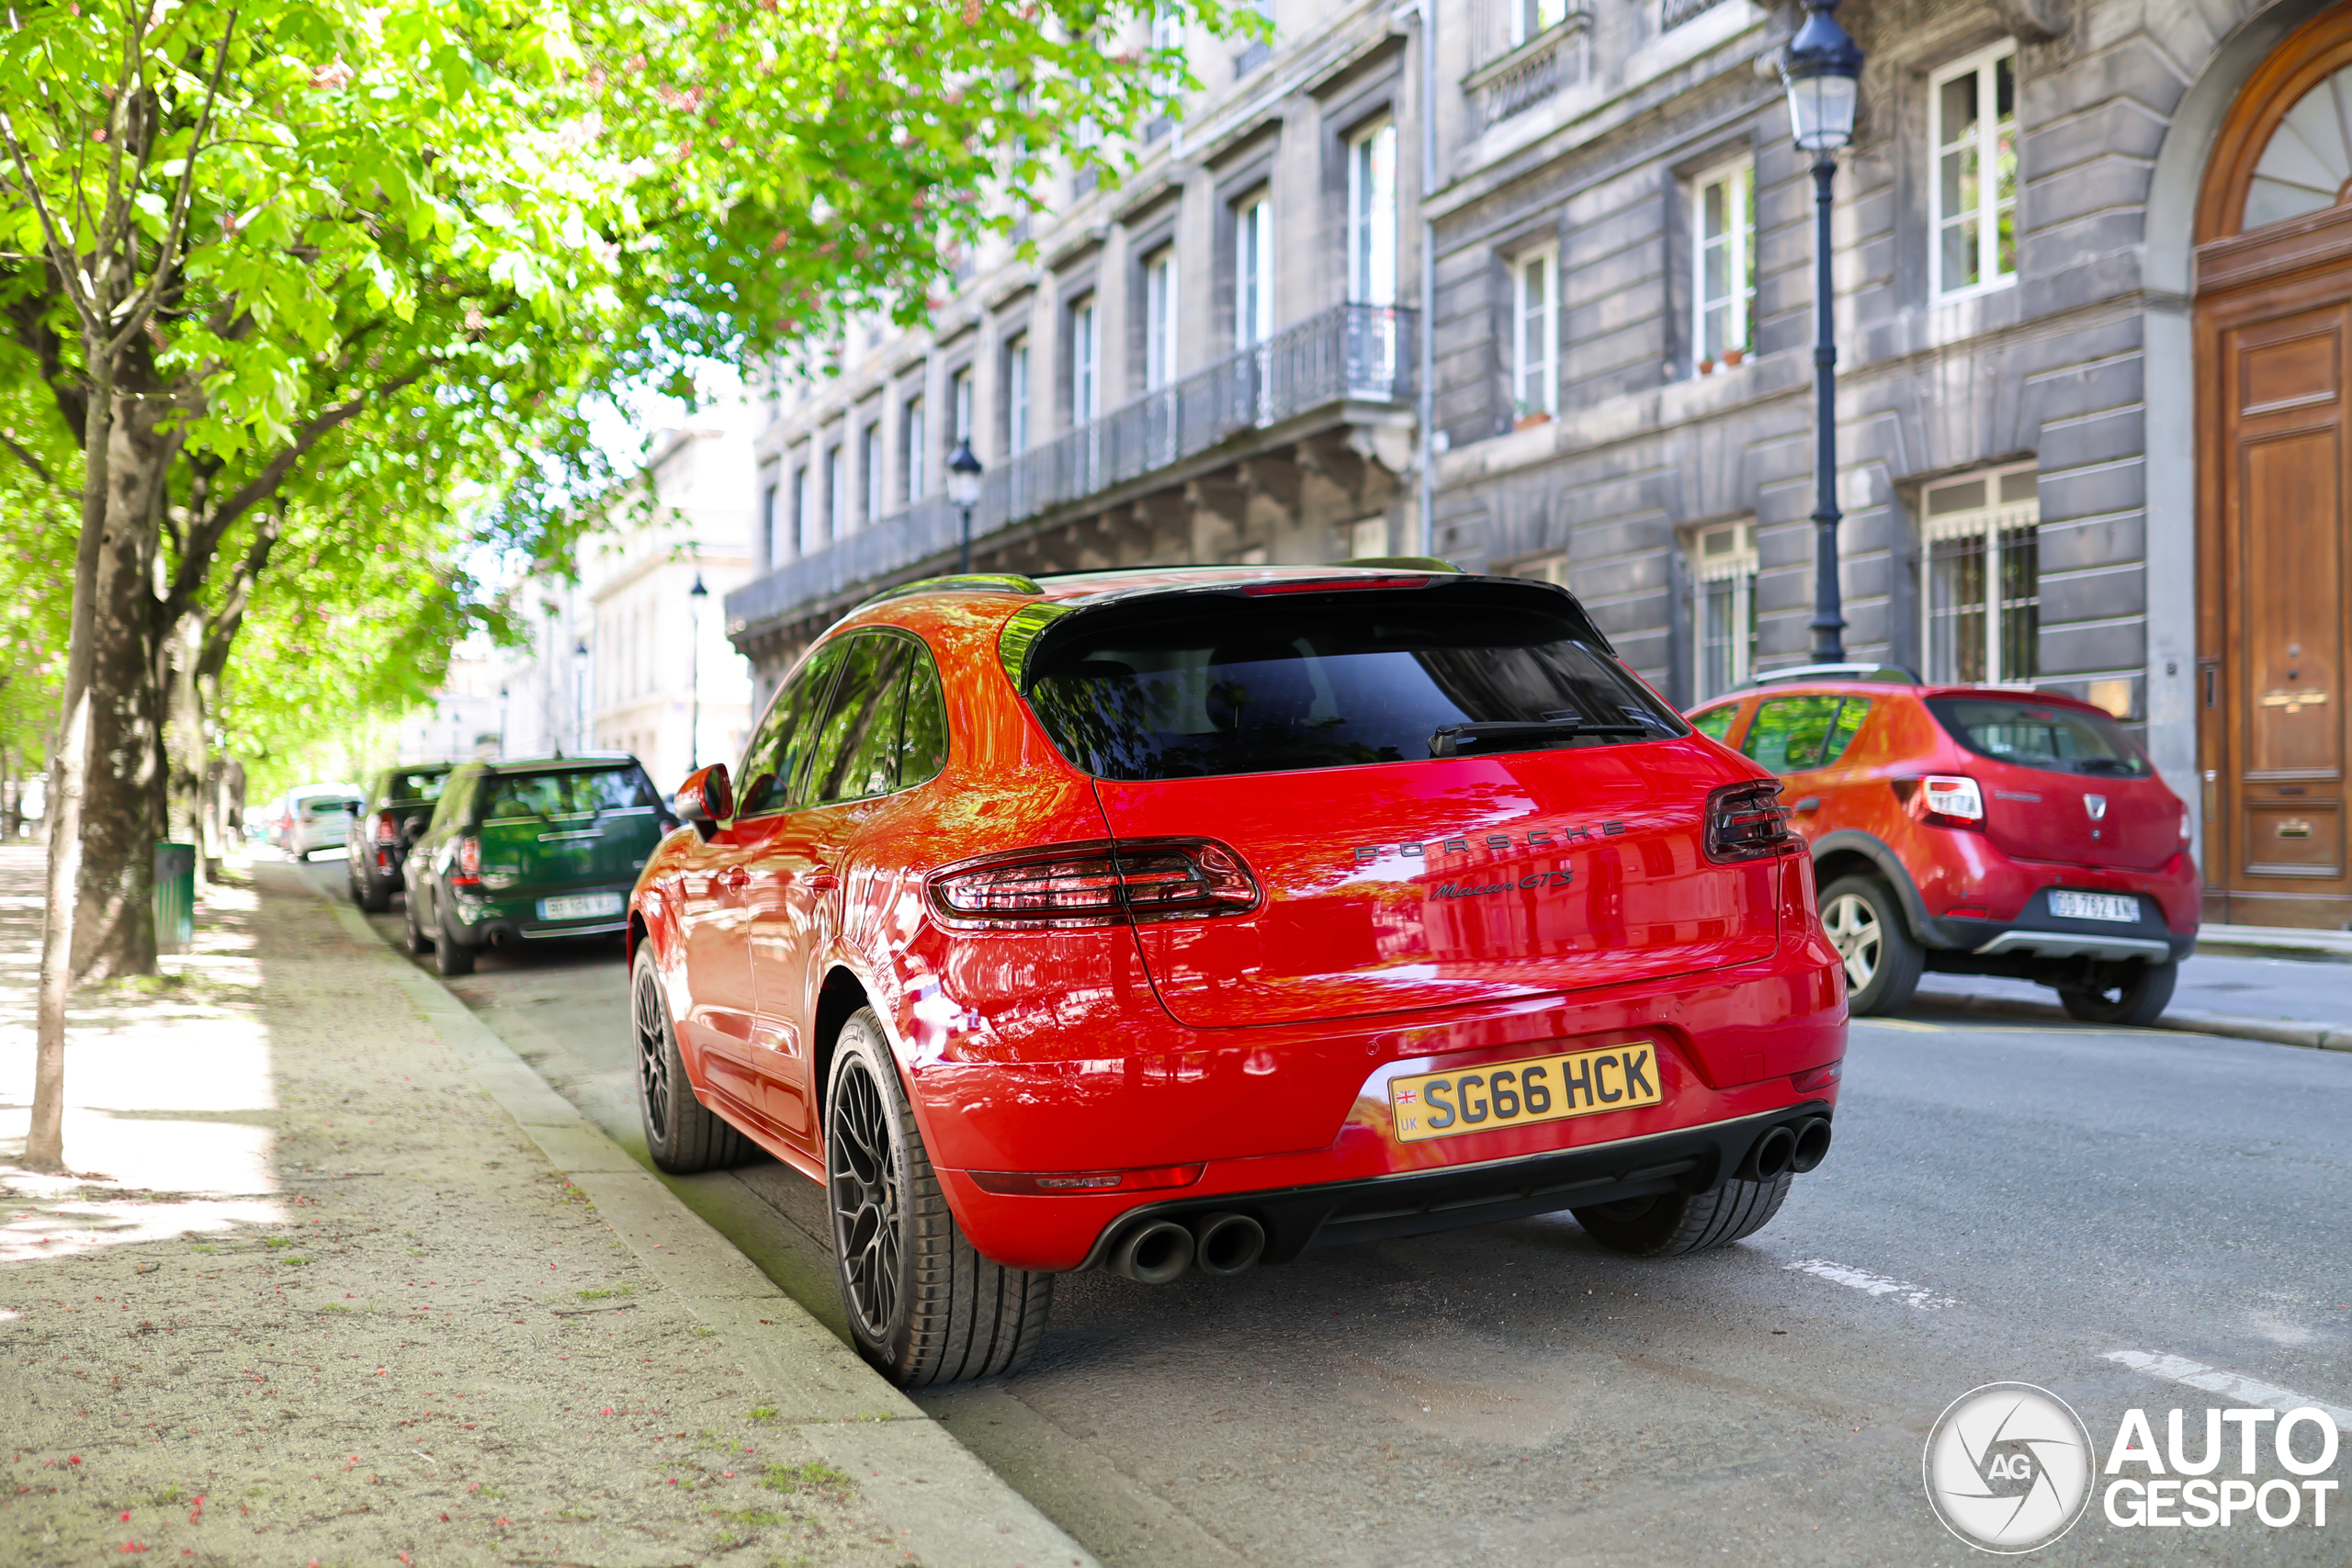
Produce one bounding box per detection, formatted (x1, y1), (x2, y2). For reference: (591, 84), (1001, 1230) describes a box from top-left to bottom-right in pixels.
(1783, 1257), (1959, 1310)
(1855, 1017), (1945, 1032)
(2104, 1350), (2352, 1432)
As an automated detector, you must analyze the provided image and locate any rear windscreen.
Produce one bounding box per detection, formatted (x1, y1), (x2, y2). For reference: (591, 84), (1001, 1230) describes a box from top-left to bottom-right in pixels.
(481, 768), (659, 821)
(303, 797), (359, 816)
(386, 770), (449, 805)
(1023, 592), (1684, 781)
(1927, 698), (2152, 777)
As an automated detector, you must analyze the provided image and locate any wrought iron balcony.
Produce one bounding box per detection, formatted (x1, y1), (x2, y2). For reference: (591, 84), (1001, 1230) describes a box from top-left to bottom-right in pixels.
(727, 302), (1417, 637)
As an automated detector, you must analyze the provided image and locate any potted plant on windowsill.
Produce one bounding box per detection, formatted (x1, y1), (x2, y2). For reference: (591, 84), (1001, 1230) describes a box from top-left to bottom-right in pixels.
(1512, 400), (1554, 431)
(1722, 346), (1746, 367)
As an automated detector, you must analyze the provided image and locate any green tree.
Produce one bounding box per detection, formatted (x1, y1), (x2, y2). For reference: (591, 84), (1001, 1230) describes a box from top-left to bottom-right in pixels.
(1, 0), (1232, 1176)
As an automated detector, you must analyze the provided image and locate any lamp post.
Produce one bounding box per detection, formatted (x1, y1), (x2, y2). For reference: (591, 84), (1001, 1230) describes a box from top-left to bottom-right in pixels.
(1783, 0), (1863, 663)
(571, 637), (591, 753)
(946, 436), (985, 573)
(498, 684), (509, 760)
(687, 571), (708, 772)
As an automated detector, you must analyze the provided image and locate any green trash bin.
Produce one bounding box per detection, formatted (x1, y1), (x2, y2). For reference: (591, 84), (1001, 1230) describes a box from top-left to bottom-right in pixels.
(155, 840), (196, 955)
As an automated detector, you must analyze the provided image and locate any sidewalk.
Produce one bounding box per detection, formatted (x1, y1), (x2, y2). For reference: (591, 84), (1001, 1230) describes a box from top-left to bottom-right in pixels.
(0, 851), (1093, 1567)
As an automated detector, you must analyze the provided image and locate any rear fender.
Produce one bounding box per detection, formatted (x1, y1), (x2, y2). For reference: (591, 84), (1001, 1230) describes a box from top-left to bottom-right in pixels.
(1809, 830), (1933, 945)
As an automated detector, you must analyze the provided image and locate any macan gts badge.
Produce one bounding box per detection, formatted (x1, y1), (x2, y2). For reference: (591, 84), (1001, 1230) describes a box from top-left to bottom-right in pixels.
(627, 564), (1849, 1386)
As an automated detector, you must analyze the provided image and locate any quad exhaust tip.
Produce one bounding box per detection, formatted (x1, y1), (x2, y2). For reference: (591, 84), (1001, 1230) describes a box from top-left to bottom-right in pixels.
(1790, 1116), (1833, 1174)
(1192, 1212), (1265, 1278)
(1108, 1219), (1193, 1285)
(1743, 1117), (1833, 1181)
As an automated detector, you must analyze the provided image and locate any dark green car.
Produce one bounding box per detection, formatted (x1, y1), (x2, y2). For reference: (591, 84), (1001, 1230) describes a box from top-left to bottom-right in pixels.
(401, 754), (676, 976)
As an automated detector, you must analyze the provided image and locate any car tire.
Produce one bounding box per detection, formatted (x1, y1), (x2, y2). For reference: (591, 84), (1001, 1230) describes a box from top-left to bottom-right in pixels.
(358, 874), (391, 914)
(403, 892), (435, 954)
(1818, 874), (1924, 1017)
(1572, 1171), (1794, 1258)
(826, 1007), (1052, 1388)
(433, 910), (476, 976)
(629, 947), (752, 1173)
(2059, 960), (2177, 1027)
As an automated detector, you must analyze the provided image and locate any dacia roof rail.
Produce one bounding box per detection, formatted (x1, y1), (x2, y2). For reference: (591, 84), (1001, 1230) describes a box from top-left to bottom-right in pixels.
(1745, 661), (1920, 686)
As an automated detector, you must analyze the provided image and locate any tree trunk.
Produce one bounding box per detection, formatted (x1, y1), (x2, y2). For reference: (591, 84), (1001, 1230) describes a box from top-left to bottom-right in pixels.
(164, 609), (208, 895)
(68, 395), (171, 985)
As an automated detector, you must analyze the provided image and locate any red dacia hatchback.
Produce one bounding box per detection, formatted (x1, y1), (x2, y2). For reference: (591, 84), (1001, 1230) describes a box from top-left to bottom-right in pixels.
(628, 565), (1846, 1385)
(1690, 667), (2198, 1025)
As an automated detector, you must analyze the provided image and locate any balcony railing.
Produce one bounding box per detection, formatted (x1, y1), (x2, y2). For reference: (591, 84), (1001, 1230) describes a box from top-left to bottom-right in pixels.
(728, 302), (1417, 634)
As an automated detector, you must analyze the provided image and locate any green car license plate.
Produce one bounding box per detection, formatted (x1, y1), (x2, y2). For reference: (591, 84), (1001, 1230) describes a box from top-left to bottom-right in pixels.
(537, 891), (623, 920)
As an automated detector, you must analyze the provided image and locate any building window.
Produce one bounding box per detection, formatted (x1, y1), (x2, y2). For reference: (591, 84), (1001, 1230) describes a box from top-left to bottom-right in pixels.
(1070, 295), (1099, 423)
(762, 479), (782, 567)
(951, 366), (975, 446)
(1349, 121), (1397, 307)
(1509, 0), (1569, 48)
(1510, 553), (1570, 587)
(1691, 157), (1755, 371)
(825, 444), (844, 541)
(793, 462), (811, 556)
(861, 421), (882, 525)
(1235, 192), (1272, 347)
(1689, 522), (1758, 701)
(1931, 42), (2018, 299)
(903, 396), (925, 502)
(1145, 248), (1178, 389)
(1513, 243), (1557, 419)
(1923, 464), (2040, 685)
(1007, 334), (1031, 452)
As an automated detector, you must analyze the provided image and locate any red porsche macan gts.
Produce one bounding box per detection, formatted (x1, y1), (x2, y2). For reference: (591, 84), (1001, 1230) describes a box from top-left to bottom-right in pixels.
(627, 563), (1848, 1385)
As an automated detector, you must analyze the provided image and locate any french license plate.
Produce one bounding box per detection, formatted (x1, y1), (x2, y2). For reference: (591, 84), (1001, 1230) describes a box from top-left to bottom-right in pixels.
(1389, 1043), (1663, 1145)
(538, 892), (623, 920)
(2051, 890), (2140, 923)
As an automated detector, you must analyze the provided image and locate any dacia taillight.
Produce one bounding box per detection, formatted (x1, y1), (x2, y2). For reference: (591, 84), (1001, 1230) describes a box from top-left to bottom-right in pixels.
(451, 835), (482, 887)
(929, 840), (1261, 929)
(1893, 774), (1985, 830)
(1704, 780), (1801, 863)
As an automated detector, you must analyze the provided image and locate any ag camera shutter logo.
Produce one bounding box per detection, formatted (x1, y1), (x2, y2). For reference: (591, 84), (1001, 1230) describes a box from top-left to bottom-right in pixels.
(1925, 1382), (2096, 1552)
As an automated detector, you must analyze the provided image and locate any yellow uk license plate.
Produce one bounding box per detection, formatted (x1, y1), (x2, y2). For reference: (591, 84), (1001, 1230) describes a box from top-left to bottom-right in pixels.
(1388, 1043), (1664, 1144)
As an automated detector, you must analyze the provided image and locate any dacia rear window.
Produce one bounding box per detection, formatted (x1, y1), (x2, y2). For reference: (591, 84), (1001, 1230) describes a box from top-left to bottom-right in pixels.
(1927, 698), (2152, 778)
(1022, 585), (1684, 781)
(481, 767), (660, 820)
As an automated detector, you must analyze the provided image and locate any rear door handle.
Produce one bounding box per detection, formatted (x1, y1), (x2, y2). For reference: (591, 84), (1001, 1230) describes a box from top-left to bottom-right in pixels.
(1793, 796), (1822, 813)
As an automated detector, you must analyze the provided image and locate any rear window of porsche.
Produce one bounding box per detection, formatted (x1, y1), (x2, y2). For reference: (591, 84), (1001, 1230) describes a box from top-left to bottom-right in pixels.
(1927, 697), (2153, 777)
(1021, 589), (1684, 781)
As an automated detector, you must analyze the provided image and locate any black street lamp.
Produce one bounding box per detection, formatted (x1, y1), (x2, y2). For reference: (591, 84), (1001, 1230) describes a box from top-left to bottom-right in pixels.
(687, 570), (709, 772)
(946, 436), (985, 573)
(1784, 0), (1863, 663)
(571, 637), (591, 754)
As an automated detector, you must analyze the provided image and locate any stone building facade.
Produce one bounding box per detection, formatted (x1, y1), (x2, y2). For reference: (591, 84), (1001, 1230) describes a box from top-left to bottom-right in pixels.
(729, 0), (2352, 927)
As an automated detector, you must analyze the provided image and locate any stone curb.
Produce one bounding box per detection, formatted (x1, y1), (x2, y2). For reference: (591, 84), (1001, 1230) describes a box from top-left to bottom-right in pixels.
(1911, 987), (2352, 1052)
(298, 874), (1100, 1568)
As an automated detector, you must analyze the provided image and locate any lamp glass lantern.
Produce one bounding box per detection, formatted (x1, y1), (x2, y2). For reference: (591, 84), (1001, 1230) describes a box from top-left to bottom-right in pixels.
(1782, 0), (1863, 152)
(945, 437), (984, 509)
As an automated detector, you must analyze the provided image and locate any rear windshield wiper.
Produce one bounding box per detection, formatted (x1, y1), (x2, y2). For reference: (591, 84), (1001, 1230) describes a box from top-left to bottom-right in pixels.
(1430, 719), (1656, 758)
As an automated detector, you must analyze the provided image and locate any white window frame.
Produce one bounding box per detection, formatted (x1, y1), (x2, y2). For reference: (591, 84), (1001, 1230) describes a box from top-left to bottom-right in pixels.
(1512, 243), (1557, 418)
(1145, 248), (1178, 389)
(1508, 0), (1570, 49)
(862, 421), (882, 526)
(825, 445), (844, 542)
(1348, 120), (1397, 308)
(951, 366), (975, 446)
(1922, 462), (2041, 686)
(1689, 522), (1758, 701)
(1690, 155), (1756, 372)
(903, 395), (926, 503)
(1070, 295), (1099, 424)
(794, 459), (812, 556)
(1929, 41), (2020, 300)
(1008, 334), (1031, 452)
(1235, 193), (1272, 348)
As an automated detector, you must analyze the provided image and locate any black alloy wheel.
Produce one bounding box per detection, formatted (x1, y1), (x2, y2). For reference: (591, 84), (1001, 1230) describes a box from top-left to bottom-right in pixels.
(630, 945), (752, 1173)
(824, 1009), (1051, 1387)
(2059, 958), (2177, 1027)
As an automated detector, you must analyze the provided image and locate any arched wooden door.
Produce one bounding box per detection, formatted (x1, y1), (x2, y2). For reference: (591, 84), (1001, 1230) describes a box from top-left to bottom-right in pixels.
(2197, 4), (2352, 926)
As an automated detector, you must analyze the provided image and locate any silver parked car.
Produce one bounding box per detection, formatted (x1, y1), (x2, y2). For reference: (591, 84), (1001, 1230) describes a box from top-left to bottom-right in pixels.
(280, 784), (365, 858)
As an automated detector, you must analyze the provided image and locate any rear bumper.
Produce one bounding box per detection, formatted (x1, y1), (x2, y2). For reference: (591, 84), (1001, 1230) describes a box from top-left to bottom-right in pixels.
(448, 886), (633, 946)
(1921, 883), (2196, 964)
(1067, 1100), (1833, 1269)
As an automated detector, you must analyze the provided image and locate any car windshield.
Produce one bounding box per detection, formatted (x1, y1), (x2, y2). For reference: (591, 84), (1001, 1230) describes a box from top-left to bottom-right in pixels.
(1023, 589), (1684, 782)
(481, 768), (658, 821)
(1927, 698), (2153, 777)
(386, 770), (449, 804)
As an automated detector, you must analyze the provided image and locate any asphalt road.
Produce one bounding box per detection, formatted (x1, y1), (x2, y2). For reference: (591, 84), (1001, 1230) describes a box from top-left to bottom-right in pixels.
(291, 853), (2352, 1566)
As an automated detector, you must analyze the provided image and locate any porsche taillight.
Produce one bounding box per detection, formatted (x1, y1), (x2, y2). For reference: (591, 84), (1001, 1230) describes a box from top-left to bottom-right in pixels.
(928, 840), (1261, 929)
(1704, 780), (1801, 863)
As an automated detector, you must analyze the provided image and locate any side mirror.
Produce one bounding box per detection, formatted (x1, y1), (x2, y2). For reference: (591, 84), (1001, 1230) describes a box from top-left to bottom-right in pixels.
(674, 763), (733, 842)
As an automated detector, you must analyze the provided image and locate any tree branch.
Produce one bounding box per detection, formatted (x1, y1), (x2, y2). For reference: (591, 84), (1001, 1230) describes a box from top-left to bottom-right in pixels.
(108, 7), (240, 356)
(197, 509), (278, 682)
